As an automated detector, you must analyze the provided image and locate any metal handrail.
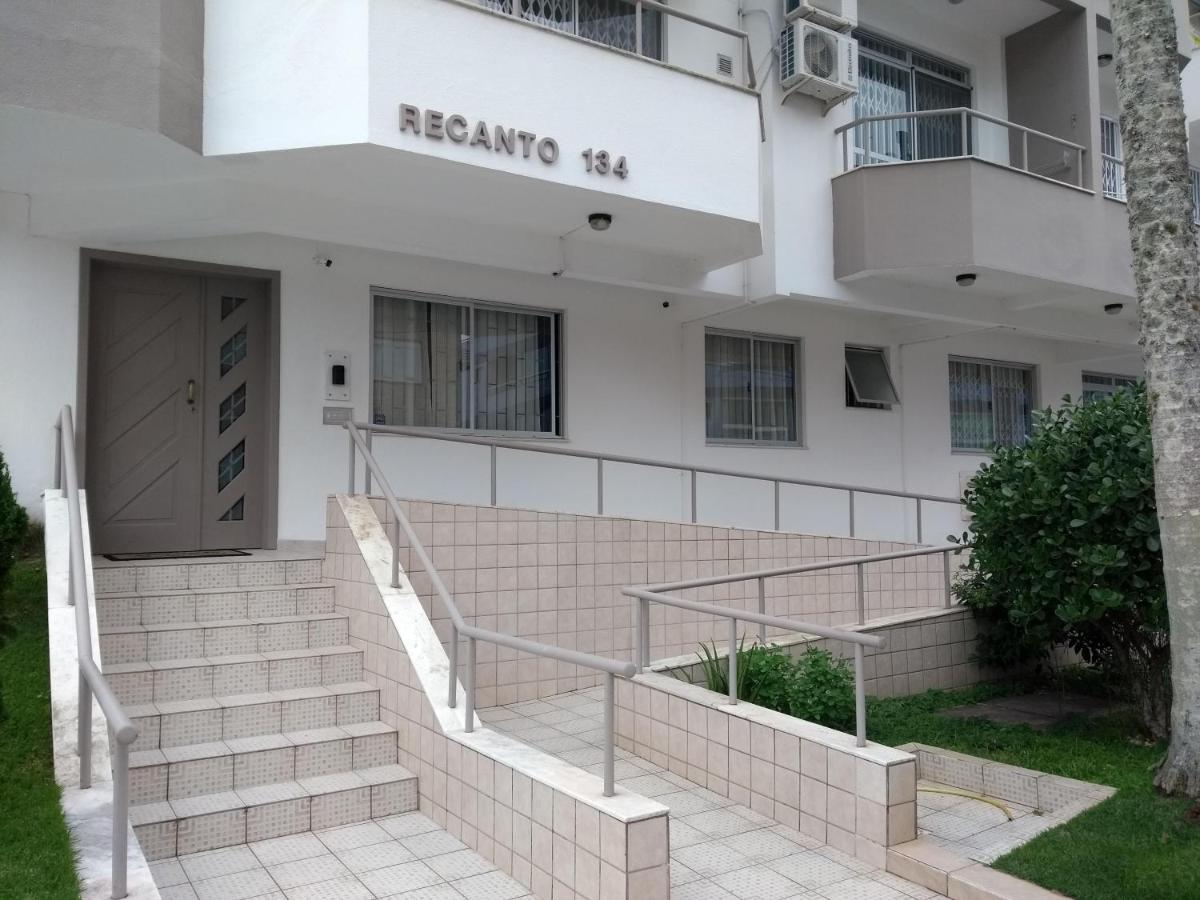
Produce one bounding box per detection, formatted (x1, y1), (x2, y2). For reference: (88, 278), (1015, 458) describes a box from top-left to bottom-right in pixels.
(343, 422), (633, 797)
(349, 422), (961, 543)
(54, 406), (137, 900)
(622, 542), (967, 747)
(835, 107), (1087, 188)
(495, 0), (757, 90)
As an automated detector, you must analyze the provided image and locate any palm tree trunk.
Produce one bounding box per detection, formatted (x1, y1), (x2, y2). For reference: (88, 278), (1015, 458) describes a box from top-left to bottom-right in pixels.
(1111, 0), (1200, 797)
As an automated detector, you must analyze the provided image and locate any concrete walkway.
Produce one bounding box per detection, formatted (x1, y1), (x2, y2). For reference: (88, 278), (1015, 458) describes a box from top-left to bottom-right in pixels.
(150, 812), (532, 900)
(480, 688), (939, 900)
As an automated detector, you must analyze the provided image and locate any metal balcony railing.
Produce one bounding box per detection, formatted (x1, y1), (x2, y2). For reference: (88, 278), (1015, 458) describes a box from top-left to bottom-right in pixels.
(476, 0), (756, 89)
(1102, 153), (1200, 226)
(835, 107), (1087, 189)
(54, 406), (138, 899)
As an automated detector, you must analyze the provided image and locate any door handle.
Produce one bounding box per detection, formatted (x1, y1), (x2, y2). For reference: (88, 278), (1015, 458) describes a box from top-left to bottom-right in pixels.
(186, 379), (196, 406)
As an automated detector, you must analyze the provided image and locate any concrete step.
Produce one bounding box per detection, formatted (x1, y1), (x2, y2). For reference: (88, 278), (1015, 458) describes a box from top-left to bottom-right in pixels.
(99, 612), (350, 664)
(131, 763), (419, 860)
(106, 645), (363, 707)
(129, 721), (399, 803)
(95, 583), (335, 629)
(94, 558), (325, 596)
(124, 681), (382, 753)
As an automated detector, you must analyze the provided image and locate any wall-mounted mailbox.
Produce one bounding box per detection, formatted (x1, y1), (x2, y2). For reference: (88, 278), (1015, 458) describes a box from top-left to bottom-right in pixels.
(325, 351), (350, 401)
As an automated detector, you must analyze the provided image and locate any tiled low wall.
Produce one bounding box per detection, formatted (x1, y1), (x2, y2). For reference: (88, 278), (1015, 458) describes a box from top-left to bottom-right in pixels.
(657, 606), (996, 699)
(380, 498), (953, 705)
(615, 671), (918, 870)
(325, 494), (670, 900)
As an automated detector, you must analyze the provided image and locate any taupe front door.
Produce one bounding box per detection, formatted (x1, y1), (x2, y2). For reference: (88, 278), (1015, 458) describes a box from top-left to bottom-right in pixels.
(86, 261), (270, 554)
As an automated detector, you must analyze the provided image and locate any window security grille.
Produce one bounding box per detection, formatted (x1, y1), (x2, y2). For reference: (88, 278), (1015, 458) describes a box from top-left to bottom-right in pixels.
(1082, 371), (1138, 403)
(948, 358), (1034, 451)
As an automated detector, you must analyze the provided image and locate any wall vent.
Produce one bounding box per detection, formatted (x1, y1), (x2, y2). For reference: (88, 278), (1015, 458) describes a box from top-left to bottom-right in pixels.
(717, 53), (734, 77)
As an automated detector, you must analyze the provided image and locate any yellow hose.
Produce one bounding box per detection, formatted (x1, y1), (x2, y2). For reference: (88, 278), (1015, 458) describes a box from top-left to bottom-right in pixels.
(918, 785), (1015, 820)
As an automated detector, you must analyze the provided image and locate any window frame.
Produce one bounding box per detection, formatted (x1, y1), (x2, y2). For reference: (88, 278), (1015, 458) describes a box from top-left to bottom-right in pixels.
(1081, 371), (1138, 402)
(704, 327), (804, 448)
(370, 287), (565, 439)
(948, 355), (1037, 454)
(844, 344), (900, 410)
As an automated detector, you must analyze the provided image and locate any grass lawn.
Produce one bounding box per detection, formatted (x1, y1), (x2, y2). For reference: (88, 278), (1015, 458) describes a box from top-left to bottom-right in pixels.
(868, 683), (1200, 900)
(0, 556), (80, 899)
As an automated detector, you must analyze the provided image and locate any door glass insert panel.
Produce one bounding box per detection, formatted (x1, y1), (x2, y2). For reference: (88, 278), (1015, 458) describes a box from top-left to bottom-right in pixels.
(217, 440), (245, 492)
(219, 496), (245, 522)
(220, 327), (247, 376)
(219, 383), (247, 434)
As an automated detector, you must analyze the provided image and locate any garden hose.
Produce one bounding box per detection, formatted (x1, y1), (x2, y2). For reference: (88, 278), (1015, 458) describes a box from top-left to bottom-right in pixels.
(917, 785), (1015, 820)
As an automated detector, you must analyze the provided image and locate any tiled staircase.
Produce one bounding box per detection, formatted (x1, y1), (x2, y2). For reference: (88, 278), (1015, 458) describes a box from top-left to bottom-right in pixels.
(94, 556), (419, 861)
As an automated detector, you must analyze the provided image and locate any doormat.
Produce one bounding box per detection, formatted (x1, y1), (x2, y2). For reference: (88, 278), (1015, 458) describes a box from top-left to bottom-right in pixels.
(103, 549), (253, 561)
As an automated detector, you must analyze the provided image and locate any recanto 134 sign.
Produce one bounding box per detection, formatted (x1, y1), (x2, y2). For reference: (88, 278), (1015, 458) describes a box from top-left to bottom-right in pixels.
(399, 104), (628, 179)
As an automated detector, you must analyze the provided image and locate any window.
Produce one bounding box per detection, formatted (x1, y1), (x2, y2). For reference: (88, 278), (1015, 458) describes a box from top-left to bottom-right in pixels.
(705, 330), (800, 444)
(852, 31), (972, 165)
(845, 346), (899, 409)
(1082, 371), (1138, 403)
(948, 357), (1035, 451)
(372, 291), (561, 436)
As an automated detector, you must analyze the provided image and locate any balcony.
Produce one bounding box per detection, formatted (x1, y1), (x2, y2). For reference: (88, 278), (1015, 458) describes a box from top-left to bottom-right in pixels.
(199, 0), (763, 286)
(831, 108), (1135, 302)
(1100, 116), (1200, 224)
(478, 0), (756, 89)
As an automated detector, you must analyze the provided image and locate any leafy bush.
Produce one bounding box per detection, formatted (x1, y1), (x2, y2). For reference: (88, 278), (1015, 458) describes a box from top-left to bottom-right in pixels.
(687, 641), (855, 731)
(0, 450), (27, 592)
(955, 384), (1169, 736)
(788, 646), (856, 731)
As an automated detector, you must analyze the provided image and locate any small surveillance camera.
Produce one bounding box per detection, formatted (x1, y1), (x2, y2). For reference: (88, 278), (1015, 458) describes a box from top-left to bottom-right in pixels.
(662, 300), (671, 309)
(313, 255), (333, 268)
(552, 269), (564, 278)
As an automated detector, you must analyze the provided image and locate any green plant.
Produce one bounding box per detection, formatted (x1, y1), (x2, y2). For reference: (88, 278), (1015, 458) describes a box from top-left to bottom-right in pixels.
(692, 639), (795, 709)
(787, 647), (855, 731)
(687, 641), (855, 731)
(0, 451), (27, 593)
(955, 384), (1169, 736)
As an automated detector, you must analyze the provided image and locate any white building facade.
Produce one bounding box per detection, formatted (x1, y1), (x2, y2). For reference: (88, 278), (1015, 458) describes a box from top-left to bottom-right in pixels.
(2, 0), (1193, 551)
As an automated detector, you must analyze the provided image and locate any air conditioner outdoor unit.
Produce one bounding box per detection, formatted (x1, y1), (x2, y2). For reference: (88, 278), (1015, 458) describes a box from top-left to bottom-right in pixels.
(780, 20), (858, 109)
(785, 0), (854, 32)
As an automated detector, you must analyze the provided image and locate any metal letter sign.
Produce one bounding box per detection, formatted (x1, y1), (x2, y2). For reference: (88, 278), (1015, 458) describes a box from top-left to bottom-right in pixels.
(398, 103), (627, 179)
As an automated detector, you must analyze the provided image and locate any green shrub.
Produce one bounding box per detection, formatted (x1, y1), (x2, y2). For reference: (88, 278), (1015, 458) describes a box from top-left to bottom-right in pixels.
(955, 384), (1169, 736)
(787, 647), (856, 732)
(0, 451), (27, 592)
(687, 641), (855, 732)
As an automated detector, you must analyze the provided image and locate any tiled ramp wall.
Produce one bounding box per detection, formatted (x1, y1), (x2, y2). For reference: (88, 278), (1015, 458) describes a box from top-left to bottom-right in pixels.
(324, 495), (671, 900)
(616, 673), (919, 871)
(380, 499), (951, 705)
(661, 607), (995, 698)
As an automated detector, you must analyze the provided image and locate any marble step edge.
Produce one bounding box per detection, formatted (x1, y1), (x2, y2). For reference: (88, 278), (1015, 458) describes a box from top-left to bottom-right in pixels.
(94, 581), (335, 601)
(95, 562), (326, 597)
(131, 765), (419, 861)
(105, 644), (362, 676)
(129, 721), (398, 774)
(100, 612), (347, 636)
(886, 838), (1066, 899)
(125, 680), (380, 718)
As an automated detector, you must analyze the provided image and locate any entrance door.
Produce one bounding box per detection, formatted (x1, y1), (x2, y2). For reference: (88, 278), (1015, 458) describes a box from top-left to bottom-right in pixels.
(86, 261), (271, 554)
